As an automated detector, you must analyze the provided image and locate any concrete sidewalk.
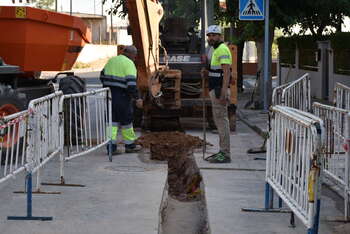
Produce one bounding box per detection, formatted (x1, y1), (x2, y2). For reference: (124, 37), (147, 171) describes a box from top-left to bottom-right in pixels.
(0, 149), (167, 234)
(193, 87), (350, 234)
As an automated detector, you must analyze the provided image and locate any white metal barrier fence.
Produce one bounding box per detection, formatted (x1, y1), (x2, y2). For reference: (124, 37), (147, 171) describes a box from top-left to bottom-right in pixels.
(313, 102), (350, 219)
(27, 92), (62, 173)
(334, 82), (350, 110)
(272, 82), (290, 106)
(0, 110), (30, 184)
(60, 88), (112, 160)
(5, 91), (63, 221)
(272, 73), (311, 112)
(266, 105), (324, 233)
(46, 88), (112, 186)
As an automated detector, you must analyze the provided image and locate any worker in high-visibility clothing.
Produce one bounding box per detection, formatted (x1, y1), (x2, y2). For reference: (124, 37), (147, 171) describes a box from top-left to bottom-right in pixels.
(203, 25), (232, 163)
(100, 45), (143, 154)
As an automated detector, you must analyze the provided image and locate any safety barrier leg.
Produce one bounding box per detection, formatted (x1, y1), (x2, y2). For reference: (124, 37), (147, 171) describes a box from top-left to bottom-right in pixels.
(13, 168), (61, 194)
(7, 173), (53, 221)
(41, 150), (85, 187)
(108, 140), (112, 162)
(307, 199), (321, 234)
(242, 182), (291, 214)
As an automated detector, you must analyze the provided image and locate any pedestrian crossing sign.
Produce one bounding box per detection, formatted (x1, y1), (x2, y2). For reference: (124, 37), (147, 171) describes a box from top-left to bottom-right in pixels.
(239, 0), (265, 21)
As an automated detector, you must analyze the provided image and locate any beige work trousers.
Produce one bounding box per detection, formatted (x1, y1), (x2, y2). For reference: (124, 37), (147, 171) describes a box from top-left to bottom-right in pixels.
(209, 89), (231, 157)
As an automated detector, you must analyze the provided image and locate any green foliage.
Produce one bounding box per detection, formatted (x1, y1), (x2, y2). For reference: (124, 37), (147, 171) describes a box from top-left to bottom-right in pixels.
(277, 37), (296, 65)
(162, 0), (200, 27)
(103, 0), (127, 17)
(331, 33), (350, 75)
(35, 0), (54, 10)
(331, 32), (350, 50)
(277, 0), (350, 36)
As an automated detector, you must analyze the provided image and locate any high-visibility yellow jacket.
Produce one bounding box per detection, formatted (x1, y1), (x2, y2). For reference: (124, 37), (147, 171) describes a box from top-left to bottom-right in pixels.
(208, 42), (232, 91)
(100, 54), (138, 98)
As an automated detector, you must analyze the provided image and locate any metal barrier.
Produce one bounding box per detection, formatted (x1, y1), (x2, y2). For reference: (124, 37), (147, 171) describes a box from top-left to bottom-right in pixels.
(7, 91), (63, 221)
(41, 88), (112, 187)
(273, 73), (311, 112)
(27, 92), (62, 174)
(60, 88), (112, 161)
(243, 105), (324, 234)
(313, 102), (350, 220)
(272, 82), (290, 106)
(267, 106), (324, 232)
(334, 82), (350, 110)
(0, 110), (30, 184)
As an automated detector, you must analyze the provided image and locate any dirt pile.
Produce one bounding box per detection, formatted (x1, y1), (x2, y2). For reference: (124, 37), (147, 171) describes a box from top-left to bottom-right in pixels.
(137, 131), (207, 201)
(136, 131), (209, 161)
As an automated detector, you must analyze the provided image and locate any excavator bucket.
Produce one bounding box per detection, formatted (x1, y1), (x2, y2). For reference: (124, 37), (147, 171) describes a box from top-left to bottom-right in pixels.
(0, 6), (91, 72)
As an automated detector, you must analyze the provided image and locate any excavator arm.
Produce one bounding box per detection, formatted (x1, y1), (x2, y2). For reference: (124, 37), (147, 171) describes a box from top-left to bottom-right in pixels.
(126, 0), (163, 92)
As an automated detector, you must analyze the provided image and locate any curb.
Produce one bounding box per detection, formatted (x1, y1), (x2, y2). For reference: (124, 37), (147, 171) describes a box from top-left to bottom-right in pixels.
(237, 109), (268, 139)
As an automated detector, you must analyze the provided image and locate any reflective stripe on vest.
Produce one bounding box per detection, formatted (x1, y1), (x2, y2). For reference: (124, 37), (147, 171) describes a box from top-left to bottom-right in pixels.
(102, 55), (137, 89)
(208, 43), (232, 80)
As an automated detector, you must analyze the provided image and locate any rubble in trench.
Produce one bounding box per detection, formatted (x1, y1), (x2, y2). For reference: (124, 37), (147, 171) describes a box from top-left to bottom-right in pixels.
(136, 131), (211, 201)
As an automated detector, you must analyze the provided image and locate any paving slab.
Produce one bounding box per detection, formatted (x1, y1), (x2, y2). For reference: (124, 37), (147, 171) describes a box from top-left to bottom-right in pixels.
(0, 148), (167, 234)
(194, 111), (350, 234)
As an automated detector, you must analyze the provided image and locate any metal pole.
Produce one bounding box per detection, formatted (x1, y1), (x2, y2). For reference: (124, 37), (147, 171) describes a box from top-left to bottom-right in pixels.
(263, 0), (270, 110)
(70, 0), (72, 15)
(55, 0), (57, 11)
(110, 13), (113, 44)
(200, 0), (207, 55)
(94, 0), (96, 14)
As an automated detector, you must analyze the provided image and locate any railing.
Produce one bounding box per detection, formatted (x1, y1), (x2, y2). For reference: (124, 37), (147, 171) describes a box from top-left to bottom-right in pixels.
(0, 110), (30, 184)
(266, 105), (324, 233)
(313, 102), (350, 220)
(60, 88), (112, 161)
(1, 88), (112, 220)
(334, 82), (350, 110)
(272, 82), (290, 106)
(27, 92), (62, 173)
(281, 73), (311, 112)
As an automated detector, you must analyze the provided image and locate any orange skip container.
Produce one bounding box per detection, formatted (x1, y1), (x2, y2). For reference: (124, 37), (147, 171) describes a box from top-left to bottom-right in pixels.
(0, 6), (91, 72)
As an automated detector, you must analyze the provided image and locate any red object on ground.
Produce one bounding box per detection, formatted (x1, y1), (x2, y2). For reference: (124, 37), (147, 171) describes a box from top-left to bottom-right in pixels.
(0, 6), (91, 72)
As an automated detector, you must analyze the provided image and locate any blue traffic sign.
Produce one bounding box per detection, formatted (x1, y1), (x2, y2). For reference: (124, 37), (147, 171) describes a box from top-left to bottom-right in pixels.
(239, 0), (265, 21)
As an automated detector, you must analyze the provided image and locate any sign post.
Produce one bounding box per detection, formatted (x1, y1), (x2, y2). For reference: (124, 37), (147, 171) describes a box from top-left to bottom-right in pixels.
(239, 0), (264, 21)
(239, 0), (270, 110)
(263, 0), (270, 110)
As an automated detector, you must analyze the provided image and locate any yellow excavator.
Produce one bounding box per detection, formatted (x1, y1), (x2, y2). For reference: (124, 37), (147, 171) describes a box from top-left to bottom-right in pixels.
(126, 0), (237, 131)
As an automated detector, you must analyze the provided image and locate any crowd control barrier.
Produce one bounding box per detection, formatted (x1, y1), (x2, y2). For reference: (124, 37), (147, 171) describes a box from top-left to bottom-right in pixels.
(281, 73), (311, 112)
(60, 88), (112, 160)
(313, 102), (350, 220)
(334, 82), (350, 110)
(40, 88), (112, 187)
(0, 110), (30, 185)
(7, 91), (63, 221)
(272, 82), (290, 106)
(243, 105), (325, 234)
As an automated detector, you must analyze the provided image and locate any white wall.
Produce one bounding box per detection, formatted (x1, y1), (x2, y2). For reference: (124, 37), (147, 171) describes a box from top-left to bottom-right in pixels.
(76, 44), (119, 63)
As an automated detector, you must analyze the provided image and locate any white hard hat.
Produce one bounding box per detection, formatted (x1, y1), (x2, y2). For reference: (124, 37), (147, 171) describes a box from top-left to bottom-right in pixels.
(206, 25), (222, 35)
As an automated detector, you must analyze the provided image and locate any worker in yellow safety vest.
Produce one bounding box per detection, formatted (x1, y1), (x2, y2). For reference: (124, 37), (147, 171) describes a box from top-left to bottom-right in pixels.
(100, 45), (143, 154)
(204, 25), (232, 163)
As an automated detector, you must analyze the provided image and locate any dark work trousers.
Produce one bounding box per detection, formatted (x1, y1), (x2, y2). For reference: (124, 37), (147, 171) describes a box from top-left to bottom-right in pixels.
(110, 87), (133, 126)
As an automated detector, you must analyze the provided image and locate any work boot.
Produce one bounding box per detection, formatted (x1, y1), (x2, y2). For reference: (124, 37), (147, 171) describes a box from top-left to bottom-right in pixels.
(107, 144), (119, 155)
(206, 151), (231, 163)
(125, 143), (142, 153)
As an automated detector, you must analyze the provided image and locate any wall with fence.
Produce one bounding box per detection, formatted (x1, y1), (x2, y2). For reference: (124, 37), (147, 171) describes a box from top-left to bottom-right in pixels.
(279, 40), (350, 101)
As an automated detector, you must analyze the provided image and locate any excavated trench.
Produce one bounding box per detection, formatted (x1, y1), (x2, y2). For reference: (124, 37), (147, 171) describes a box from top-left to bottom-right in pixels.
(137, 132), (210, 234)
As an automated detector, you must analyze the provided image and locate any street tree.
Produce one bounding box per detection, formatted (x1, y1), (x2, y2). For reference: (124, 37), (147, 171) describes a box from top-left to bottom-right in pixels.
(279, 0), (350, 36)
(34, 0), (54, 10)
